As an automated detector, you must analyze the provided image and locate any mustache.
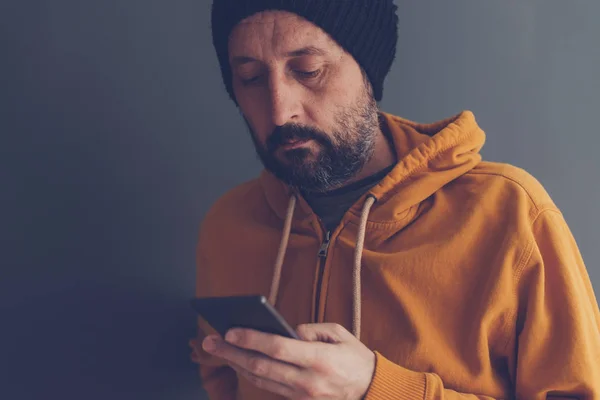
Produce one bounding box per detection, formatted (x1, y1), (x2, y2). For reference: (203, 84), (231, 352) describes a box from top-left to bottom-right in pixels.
(267, 124), (328, 152)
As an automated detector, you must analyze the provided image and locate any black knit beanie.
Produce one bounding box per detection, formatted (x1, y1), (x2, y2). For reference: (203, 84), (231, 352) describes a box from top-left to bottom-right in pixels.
(211, 0), (399, 103)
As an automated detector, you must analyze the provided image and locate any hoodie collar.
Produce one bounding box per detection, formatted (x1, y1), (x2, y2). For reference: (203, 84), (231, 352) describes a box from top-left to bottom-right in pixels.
(260, 110), (486, 227)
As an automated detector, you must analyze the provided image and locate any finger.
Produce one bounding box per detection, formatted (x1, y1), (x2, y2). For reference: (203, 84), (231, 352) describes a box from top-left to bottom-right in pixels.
(206, 336), (306, 386)
(225, 328), (322, 368)
(296, 323), (352, 343)
(230, 363), (295, 398)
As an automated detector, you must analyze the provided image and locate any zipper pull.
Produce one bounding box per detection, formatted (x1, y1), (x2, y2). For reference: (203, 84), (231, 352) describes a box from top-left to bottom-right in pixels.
(318, 231), (331, 258)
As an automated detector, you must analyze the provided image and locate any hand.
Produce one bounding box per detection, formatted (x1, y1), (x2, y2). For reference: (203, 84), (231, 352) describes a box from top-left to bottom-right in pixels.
(202, 323), (376, 399)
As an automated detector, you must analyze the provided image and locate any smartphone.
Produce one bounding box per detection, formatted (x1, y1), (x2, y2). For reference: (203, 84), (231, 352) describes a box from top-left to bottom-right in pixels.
(190, 295), (300, 340)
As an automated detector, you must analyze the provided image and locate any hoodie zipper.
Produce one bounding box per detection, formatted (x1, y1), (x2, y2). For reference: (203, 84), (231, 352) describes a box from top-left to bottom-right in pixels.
(314, 230), (331, 322)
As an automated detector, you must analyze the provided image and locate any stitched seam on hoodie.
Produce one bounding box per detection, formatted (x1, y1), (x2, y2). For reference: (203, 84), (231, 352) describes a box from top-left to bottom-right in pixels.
(346, 207), (416, 229)
(498, 207), (560, 353)
(467, 170), (561, 216)
(499, 233), (535, 354)
(424, 373), (431, 400)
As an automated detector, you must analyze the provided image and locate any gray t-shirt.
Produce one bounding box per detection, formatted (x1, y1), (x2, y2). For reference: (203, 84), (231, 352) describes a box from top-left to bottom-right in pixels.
(302, 164), (394, 232)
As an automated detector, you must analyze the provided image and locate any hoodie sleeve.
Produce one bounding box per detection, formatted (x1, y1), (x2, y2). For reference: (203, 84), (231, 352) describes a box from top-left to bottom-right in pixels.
(365, 209), (600, 400)
(188, 231), (238, 400)
(188, 319), (237, 400)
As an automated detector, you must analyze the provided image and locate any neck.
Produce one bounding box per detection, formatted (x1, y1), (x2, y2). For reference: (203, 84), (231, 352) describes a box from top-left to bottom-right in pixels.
(339, 122), (397, 188)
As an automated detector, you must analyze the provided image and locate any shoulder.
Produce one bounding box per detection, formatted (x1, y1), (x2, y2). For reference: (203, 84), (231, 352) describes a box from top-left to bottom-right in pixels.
(199, 178), (268, 240)
(197, 176), (285, 257)
(461, 161), (559, 218)
(204, 179), (264, 220)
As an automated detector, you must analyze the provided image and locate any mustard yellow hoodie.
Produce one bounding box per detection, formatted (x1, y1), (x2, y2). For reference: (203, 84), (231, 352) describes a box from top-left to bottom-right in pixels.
(190, 111), (600, 399)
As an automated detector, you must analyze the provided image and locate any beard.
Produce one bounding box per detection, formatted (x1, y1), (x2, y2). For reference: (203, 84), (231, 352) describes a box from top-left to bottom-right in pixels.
(244, 88), (380, 193)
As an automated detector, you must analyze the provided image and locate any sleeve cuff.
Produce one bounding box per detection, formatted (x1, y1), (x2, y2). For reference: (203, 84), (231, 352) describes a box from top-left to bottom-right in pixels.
(364, 351), (427, 400)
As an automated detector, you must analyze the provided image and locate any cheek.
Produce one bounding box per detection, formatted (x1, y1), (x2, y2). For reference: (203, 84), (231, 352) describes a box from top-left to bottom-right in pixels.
(304, 75), (361, 128)
(235, 88), (271, 143)
(323, 61), (366, 104)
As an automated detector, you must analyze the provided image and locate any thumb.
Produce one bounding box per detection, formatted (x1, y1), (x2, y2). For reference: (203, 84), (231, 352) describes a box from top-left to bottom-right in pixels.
(296, 323), (353, 343)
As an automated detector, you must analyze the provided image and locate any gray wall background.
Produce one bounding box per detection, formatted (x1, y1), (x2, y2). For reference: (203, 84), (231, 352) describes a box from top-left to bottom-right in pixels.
(2, 1), (598, 399)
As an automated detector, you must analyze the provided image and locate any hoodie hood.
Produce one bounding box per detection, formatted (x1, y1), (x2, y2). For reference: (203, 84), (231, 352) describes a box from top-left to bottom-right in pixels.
(260, 110), (486, 226)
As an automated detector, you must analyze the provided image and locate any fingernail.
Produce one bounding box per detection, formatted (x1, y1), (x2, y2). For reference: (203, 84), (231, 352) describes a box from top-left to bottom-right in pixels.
(202, 336), (218, 353)
(225, 329), (239, 344)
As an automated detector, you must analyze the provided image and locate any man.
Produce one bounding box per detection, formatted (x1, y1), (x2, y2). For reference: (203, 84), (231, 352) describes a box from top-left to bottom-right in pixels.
(189, 0), (600, 399)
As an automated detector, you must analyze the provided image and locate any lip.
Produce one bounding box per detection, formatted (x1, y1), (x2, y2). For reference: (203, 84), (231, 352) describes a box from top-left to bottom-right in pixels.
(280, 138), (311, 151)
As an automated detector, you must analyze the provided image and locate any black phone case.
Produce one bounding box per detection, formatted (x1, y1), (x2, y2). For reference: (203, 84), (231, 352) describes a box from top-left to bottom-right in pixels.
(190, 295), (300, 340)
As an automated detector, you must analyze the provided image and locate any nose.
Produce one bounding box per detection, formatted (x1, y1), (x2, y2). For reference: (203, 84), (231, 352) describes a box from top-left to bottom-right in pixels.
(269, 73), (300, 127)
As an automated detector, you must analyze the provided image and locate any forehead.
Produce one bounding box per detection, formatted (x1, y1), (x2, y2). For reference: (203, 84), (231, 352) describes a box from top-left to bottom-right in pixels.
(228, 10), (340, 59)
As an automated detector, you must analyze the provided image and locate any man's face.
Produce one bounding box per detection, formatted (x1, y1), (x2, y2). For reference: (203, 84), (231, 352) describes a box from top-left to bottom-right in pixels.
(228, 11), (379, 192)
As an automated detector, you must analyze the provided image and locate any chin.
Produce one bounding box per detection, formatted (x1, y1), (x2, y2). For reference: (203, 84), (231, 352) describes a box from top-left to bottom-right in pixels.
(276, 152), (302, 164)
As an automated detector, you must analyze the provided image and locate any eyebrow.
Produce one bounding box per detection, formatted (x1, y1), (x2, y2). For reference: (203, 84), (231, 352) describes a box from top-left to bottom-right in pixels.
(286, 46), (326, 57)
(231, 46), (327, 67)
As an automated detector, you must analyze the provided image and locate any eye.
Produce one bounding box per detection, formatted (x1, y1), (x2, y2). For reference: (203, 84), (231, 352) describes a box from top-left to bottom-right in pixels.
(241, 76), (262, 86)
(296, 70), (321, 79)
